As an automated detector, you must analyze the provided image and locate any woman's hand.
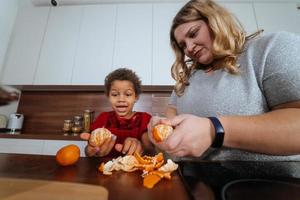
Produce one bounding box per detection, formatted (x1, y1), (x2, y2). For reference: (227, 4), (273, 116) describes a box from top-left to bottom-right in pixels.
(152, 114), (215, 157)
(115, 137), (143, 155)
(80, 132), (116, 157)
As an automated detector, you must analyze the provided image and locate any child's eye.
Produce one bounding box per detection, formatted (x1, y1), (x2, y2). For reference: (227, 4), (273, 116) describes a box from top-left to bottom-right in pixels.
(126, 93), (133, 97)
(111, 93), (118, 97)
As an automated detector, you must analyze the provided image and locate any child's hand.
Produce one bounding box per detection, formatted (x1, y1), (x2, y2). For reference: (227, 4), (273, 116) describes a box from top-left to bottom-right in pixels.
(115, 137), (143, 155)
(80, 132), (116, 157)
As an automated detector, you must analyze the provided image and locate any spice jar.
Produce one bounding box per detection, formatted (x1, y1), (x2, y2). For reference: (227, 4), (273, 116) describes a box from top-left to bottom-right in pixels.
(62, 119), (73, 136)
(72, 115), (83, 136)
(83, 109), (94, 133)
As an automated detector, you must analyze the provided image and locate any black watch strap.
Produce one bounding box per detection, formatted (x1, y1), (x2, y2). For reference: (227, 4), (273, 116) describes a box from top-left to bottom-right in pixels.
(208, 117), (225, 148)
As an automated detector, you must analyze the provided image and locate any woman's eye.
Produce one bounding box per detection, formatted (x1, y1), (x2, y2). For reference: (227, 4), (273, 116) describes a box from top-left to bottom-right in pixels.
(189, 30), (197, 38)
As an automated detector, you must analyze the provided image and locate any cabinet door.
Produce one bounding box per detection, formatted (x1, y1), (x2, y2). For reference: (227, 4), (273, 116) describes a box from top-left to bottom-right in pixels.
(152, 3), (183, 85)
(0, 138), (44, 155)
(34, 6), (82, 85)
(113, 4), (152, 85)
(220, 2), (258, 34)
(72, 5), (117, 85)
(254, 3), (300, 35)
(43, 140), (86, 157)
(1, 2), (49, 85)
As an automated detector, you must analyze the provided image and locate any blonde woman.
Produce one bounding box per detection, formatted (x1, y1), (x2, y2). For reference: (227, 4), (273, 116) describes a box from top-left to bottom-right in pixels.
(149, 0), (300, 161)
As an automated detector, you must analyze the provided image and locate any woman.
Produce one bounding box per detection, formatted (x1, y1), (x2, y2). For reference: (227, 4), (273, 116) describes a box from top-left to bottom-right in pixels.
(149, 0), (300, 161)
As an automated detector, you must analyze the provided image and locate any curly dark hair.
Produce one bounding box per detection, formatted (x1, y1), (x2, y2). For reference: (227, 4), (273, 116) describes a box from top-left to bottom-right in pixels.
(104, 68), (142, 96)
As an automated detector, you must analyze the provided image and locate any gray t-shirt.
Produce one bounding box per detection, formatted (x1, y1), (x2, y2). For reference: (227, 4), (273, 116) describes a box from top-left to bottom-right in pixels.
(169, 31), (300, 162)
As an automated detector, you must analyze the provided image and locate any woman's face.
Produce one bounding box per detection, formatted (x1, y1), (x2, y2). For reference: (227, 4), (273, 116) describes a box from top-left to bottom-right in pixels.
(174, 20), (213, 65)
(108, 80), (137, 119)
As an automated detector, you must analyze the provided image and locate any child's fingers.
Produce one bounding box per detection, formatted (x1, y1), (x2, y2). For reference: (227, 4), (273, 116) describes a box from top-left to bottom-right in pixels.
(107, 138), (116, 153)
(126, 142), (137, 155)
(97, 137), (116, 156)
(86, 145), (99, 157)
(121, 139), (132, 154)
(115, 143), (123, 152)
(134, 143), (143, 155)
(80, 132), (91, 140)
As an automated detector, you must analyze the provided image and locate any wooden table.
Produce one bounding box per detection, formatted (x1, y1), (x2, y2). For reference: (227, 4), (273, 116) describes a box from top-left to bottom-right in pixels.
(0, 153), (190, 200)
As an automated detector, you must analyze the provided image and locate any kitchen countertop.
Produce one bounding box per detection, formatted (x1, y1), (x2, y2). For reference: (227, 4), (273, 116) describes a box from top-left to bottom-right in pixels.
(1, 153), (300, 200)
(0, 153), (189, 200)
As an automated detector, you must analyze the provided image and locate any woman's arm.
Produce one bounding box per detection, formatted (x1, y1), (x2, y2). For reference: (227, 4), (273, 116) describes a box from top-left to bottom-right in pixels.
(154, 100), (300, 157)
(165, 105), (177, 118)
(221, 100), (300, 155)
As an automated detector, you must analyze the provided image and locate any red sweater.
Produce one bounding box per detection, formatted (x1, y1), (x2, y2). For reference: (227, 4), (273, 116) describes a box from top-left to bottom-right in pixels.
(91, 111), (151, 157)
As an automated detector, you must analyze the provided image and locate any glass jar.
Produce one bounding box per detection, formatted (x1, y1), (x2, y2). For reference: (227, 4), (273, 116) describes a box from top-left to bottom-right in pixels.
(72, 115), (83, 136)
(62, 119), (73, 136)
(83, 109), (94, 133)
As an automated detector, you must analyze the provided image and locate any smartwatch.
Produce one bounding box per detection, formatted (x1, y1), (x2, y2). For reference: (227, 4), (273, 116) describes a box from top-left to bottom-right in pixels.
(208, 117), (225, 148)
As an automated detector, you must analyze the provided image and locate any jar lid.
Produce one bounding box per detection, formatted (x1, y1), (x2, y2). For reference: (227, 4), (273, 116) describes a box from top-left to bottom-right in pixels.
(74, 115), (83, 120)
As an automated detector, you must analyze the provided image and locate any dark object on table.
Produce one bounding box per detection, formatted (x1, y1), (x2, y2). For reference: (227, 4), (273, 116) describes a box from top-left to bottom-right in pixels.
(222, 179), (300, 200)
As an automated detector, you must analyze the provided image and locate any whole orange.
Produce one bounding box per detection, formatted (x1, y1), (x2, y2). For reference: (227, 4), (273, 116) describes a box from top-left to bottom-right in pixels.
(56, 144), (80, 166)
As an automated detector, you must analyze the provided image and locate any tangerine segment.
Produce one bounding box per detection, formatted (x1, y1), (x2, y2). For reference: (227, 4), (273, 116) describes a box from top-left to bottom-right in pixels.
(56, 144), (80, 166)
(143, 173), (162, 189)
(152, 124), (173, 142)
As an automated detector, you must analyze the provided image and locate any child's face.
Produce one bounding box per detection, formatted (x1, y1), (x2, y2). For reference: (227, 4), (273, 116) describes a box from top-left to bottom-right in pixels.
(108, 80), (138, 119)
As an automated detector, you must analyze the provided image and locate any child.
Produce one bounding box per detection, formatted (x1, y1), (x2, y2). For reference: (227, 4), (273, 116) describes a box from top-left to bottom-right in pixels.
(80, 68), (153, 157)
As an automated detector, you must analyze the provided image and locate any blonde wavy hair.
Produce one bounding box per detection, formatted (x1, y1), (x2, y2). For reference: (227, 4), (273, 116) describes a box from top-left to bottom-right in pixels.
(170, 0), (262, 96)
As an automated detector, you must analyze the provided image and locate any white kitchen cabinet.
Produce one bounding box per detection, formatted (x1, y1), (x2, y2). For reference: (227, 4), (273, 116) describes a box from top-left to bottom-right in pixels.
(72, 5), (117, 85)
(220, 2), (258, 35)
(34, 6), (82, 85)
(0, 138), (86, 156)
(1, 1), (49, 85)
(254, 3), (300, 35)
(0, 138), (44, 155)
(113, 4), (153, 85)
(152, 3), (183, 85)
(43, 140), (86, 157)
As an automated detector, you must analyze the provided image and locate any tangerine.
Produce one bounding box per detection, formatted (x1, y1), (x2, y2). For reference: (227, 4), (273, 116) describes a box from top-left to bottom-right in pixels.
(152, 124), (173, 142)
(56, 144), (80, 166)
(90, 127), (112, 146)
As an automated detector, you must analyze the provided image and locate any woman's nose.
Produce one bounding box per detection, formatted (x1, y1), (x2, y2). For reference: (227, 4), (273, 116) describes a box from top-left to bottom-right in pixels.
(186, 41), (195, 55)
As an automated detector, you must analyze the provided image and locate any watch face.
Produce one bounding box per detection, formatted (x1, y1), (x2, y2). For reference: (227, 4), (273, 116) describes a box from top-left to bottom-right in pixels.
(0, 115), (7, 128)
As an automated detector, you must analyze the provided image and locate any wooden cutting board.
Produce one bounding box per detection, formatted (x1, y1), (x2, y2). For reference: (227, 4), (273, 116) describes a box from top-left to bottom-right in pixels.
(0, 177), (108, 200)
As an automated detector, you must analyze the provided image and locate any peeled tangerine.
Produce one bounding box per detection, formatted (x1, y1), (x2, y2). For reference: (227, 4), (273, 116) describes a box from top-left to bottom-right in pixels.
(90, 127), (112, 146)
(56, 144), (80, 166)
(152, 124), (173, 142)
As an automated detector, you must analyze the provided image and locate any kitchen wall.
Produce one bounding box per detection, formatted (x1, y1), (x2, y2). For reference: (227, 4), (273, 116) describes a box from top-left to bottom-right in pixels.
(0, 0), (18, 76)
(0, 0), (19, 117)
(0, 0), (300, 118)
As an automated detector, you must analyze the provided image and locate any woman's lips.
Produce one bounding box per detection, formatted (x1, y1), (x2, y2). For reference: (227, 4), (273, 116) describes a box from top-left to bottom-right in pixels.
(194, 48), (204, 59)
